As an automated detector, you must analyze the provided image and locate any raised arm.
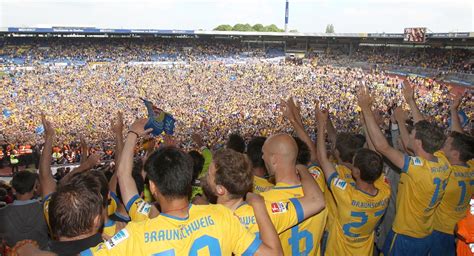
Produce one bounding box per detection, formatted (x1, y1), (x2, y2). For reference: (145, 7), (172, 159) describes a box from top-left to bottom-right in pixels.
(117, 118), (152, 207)
(80, 136), (88, 164)
(282, 97), (318, 163)
(358, 86), (405, 169)
(402, 81), (424, 123)
(359, 112), (376, 151)
(295, 165), (326, 219)
(39, 114), (56, 198)
(246, 192), (283, 256)
(109, 112), (124, 193)
(450, 92), (464, 134)
(394, 107), (410, 151)
(315, 107), (337, 180)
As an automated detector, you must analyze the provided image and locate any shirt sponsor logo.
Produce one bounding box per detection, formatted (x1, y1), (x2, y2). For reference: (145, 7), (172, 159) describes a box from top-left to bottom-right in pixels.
(106, 229), (129, 249)
(137, 201), (151, 216)
(271, 202), (288, 214)
(334, 178), (347, 190)
(411, 157), (423, 166)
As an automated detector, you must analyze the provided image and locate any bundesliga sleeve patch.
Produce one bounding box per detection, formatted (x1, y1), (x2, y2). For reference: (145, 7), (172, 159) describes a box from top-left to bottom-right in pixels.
(411, 157), (423, 166)
(308, 166), (321, 180)
(105, 229), (129, 249)
(271, 202), (289, 214)
(334, 178), (347, 190)
(136, 201), (151, 216)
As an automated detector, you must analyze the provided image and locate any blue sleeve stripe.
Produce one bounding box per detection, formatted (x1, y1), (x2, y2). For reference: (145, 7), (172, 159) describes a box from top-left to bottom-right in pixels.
(43, 193), (52, 205)
(402, 155), (410, 173)
(125, 194), (140, 212)
(242, 236), (263, 256)
(289, 198), (305, 223)
(326, 172), (338, 186)
(110, 191), (120, 204)
(79, 249), (93, 256)
(104, 219), (115, 227)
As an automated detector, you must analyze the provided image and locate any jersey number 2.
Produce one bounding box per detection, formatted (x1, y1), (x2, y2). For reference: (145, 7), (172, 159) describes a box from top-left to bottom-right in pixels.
(152, 235), (221, 256)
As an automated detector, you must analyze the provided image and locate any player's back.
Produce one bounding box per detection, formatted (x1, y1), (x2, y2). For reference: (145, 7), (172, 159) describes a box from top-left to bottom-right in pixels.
(393, 152), (451, 238)
(433, 160), (474, 234)
(325, 172), (391, 256)
(83, 204), (260, 256)
(261, 182), (328, 256)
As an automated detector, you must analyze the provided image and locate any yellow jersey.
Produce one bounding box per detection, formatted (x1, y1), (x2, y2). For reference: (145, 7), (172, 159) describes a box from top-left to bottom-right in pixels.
(253, 176), (273, 194)
(107, 191), (119, 216)
(393, 151), (451, 238)
(125, 194), (152, 222)
(234, 198), (304, 234)
(81, 204), (262, 256)
(433, 160), (474, 234)
(325, 172), (390, 256)
(261, 166), (328, 256)
(324, 164), (354, 232)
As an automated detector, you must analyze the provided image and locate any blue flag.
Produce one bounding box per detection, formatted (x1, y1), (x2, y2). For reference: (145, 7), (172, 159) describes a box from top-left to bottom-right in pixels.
(3, 109), (11, 118)
(36, 125), (45, 134)
(448, 110), (468, 128)
(141, 98), (176, 136)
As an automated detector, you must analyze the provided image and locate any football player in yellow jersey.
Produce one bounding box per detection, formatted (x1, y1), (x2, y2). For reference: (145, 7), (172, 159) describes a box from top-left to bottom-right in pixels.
(202, 148), (325, 235)
(247, 137), (274, 194)
(430, 92), (474, 256)
(358, 84), (450, 256)
(258, 133), (324, 255)
(83, 118), (283, 256)
(316, 107), (390, 256)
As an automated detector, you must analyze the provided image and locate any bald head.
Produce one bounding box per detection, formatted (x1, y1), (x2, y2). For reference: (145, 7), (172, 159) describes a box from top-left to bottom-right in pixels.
(263, 134), (298, 170)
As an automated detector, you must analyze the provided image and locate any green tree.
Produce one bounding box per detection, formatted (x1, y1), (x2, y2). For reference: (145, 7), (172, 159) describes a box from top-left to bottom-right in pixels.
(233, 23), (253, 31)
(325, 24), (335, 33)
(252, 24), (265, 32)
(214, 24), (233, 31)
(264, 24), (283, 32)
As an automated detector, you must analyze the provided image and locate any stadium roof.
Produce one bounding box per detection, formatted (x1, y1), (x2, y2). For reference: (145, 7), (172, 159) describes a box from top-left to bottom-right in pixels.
(1, 26), (473, 40)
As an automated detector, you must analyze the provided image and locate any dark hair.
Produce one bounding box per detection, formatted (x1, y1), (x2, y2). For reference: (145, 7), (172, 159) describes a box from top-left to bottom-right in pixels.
(294, 137), (311, 165)
(353, 148), (383, 184)
(61, 171), (109, 208)
(117, 159), (145, 203)
(450, 131), (474, 162)
(414, 120), (446, 154)
(226, 133), (246, 153)
(11, 171), (38, 194)
(246, 137), (267, 169)
(49, 171), (107, 239)
(49, 184), (103, 239)
(189, 150), (205, 182)
(145, 147), (194, 199)
(336, 133), (365, 163)
(214, 149), (253, 199)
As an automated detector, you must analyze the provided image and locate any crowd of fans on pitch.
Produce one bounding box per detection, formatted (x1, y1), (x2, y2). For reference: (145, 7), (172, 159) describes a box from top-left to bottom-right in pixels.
(0, 39), (473, 256)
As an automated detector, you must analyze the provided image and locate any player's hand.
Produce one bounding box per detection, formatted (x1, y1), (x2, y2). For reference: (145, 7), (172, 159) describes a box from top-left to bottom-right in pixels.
(163, 134), (178, 147)
(85, 153), (101, 168)
(41, 113), (55, 138)
(357, 85), (372, 109)
(394, 107), (409, 122)
(111, 111), (124, 134)
(315, 104), (328, 124)
(450, 91), (464, 110)
(129, 118), (153, 137)
(402, 82), (415, 103)
(281, 98), (297, 123)
(246, 192), (264, 206)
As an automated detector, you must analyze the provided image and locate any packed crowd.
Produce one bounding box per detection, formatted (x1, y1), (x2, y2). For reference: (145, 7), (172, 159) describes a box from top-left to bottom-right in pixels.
(0, 39), (473, 256)
(2, 61), (472, 148)
(0, 76), (473, 256)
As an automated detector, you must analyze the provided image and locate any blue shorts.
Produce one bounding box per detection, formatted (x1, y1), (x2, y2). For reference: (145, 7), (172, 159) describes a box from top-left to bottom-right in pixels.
(429, 230), (455, 256)
(382, 229), (432, 256)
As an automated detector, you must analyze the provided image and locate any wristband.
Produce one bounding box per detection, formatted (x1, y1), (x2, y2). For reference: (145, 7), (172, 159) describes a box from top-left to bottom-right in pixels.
(127, 130), (140, 138)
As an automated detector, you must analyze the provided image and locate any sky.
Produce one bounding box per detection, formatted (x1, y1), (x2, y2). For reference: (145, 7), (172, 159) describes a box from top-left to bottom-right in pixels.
(0, 0), (472, 33)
